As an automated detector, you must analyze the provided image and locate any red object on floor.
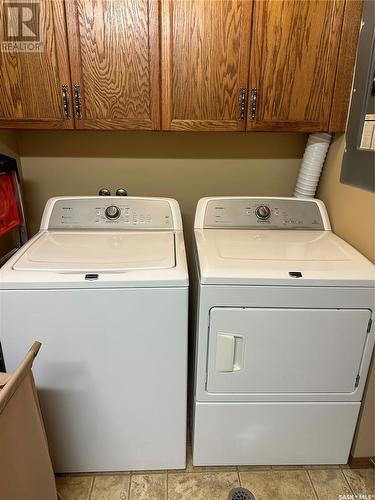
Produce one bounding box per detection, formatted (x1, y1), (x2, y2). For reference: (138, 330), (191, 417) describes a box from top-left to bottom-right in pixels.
(0, 172), (20, 237)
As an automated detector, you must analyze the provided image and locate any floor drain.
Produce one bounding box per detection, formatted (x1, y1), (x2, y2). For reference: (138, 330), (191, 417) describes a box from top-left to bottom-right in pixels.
(228, 487), (256, 500)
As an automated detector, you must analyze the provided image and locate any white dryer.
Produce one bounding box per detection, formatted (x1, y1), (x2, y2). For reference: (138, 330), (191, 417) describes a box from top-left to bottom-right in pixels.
(0, 196), (188, 473)
(192, 197), (375, 466)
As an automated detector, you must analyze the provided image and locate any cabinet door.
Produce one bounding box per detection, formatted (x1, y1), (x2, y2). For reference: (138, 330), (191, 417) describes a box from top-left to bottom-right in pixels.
(329, 0), (363, 132)
(0, 0), (73, 129)
(65, 0), (160, 130)
(161, 0), (253, 131)
(248, 0), (345, 131)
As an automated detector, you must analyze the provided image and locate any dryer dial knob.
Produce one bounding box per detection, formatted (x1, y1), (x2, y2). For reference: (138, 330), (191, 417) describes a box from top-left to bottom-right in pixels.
(255, 205), (271, 220)
(105, 205), (121, 220)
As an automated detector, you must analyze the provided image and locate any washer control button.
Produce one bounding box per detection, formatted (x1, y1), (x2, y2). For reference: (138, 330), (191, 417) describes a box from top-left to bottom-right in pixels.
(105, 205), (121, 220)
(255, 205), (271, 220)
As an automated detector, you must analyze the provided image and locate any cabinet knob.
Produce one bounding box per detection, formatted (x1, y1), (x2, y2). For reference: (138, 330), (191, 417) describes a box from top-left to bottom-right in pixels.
(74, 84), (82, 120)
(239, 88), (247, 121)
(61, 85), (70, 120)
(250, 88), (257, 121)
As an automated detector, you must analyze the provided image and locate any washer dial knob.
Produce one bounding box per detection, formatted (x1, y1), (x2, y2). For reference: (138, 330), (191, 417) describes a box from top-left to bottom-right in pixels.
(255, 205), (271, 220)
(105, 205), (121, 220)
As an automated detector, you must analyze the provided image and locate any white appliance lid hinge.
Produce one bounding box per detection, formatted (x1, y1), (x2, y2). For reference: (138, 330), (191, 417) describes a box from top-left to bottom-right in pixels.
(367, 318), (373, 333)
(355, 374), (360, 388)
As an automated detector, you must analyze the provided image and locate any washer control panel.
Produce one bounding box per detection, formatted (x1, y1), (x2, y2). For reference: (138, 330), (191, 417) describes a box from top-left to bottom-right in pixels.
(202, 198), (326, 230)
(48, 198), (174, 229)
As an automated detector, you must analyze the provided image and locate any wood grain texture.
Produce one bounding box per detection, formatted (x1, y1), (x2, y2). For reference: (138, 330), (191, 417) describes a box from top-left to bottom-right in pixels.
(0, 0), (73, 129)
(348, 455), (374, 469)
(248, 0), (346, 131)
(161, 0), (253, 131)
(65, 0), (160, 130)
(329, 0), (363, 132)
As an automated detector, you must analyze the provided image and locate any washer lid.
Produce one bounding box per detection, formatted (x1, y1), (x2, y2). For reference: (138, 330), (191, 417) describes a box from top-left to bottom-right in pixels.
(195, 229), (375, 286)
(13, 231), (175, 272)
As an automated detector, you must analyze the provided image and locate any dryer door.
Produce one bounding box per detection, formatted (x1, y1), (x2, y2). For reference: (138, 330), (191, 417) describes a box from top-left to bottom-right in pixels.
(207, 308), (371, 394)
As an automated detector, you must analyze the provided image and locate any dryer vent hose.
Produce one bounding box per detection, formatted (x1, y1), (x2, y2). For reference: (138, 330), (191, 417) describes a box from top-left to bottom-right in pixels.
(294, 132), (332, 199)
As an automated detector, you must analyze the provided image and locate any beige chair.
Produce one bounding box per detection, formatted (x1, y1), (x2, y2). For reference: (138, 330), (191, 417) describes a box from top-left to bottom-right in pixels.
(0, 342), (58, 500)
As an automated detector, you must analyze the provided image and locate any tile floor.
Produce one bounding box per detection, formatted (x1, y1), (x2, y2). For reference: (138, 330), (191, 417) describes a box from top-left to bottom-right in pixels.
(56, 446), (375, 500)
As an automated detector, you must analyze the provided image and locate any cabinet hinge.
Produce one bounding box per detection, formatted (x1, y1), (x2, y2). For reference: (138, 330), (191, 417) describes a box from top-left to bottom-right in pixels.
(367, 318), (373, 333)
(74, 84), (82, 120)
(249, 88), (257, 121)
(239, 88), (247, 120)
(61, 84), (70, 119)
(355, 374), (360, 388)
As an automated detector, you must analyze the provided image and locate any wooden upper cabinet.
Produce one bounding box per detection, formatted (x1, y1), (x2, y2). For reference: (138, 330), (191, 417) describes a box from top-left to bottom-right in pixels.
(0, 0), (73, 129)
(161, 0), (253, 131)
(0, 0), (361, 132)
(65, 0), (160, 130)
(247, 0), (346, 131)
(329, 0), (363, 132)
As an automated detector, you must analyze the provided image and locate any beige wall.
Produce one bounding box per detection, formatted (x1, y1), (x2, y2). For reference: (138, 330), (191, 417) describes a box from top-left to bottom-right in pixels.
(0, 131), (18, 159)
(16, 131), (306, 248)
(318, 133), (375, 458)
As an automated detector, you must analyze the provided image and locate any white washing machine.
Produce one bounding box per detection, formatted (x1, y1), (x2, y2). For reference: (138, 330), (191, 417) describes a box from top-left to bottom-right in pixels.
(0, 196), (188, 473)
(191, 196), (375, 466)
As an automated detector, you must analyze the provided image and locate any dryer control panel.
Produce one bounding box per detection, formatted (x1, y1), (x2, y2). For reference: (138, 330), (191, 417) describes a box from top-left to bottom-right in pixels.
(42, 197), (182, 230)
(196, 197), (330, 230)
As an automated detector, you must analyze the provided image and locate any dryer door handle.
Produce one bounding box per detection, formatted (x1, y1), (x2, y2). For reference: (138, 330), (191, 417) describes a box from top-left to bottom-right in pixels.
(215, 334), (243, 372)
